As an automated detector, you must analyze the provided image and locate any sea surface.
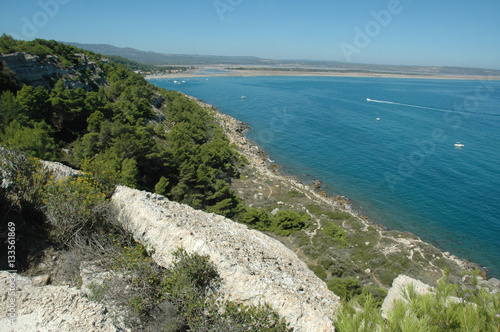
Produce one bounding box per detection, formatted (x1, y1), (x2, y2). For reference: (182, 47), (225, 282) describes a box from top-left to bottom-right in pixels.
(149, 76), (500, 278)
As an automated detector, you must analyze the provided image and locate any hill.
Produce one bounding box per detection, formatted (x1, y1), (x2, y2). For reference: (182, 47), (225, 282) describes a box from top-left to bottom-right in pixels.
(65, 42), (265, 66)
(64, 41), (500, 76)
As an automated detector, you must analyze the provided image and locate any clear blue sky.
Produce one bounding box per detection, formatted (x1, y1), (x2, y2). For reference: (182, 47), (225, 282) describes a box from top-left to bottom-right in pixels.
(1, 0), (499, 69)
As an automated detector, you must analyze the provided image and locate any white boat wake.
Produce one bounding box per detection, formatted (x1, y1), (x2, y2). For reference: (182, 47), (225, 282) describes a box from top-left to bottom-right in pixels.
(366, 98), (500, 117)
(366, 98), (451, 113)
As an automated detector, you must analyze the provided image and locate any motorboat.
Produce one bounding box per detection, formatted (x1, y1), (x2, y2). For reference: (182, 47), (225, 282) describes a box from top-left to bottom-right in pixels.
(454, 142), (464, 148)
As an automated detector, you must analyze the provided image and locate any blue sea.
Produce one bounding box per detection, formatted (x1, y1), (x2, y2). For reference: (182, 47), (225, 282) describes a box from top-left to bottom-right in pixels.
(149, 76), (500, 278)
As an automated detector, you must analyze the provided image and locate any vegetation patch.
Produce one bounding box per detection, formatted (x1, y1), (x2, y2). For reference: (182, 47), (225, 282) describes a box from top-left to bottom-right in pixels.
(335, 271), (500, 331)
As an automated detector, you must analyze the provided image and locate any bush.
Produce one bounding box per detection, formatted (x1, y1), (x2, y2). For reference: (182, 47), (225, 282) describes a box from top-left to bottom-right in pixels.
(324, 209), (351, 220)
(1, 120), (58, 160)
(272, 210), (311, 236)
(287, 190), (305, 198)
(239, 206), (273, 230)
(42, 173), (107, 246)
(327, 277), (362, 302)
(306, 203), (323, 215)
(323, 221), (346, 243)
(309, 265), (327, 280)
(160, 248), (289, 331)
(335, 271), (500, 332)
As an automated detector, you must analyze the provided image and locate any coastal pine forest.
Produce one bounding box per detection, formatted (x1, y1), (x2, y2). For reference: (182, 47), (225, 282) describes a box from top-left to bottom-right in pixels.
(1, 36), (498, 331)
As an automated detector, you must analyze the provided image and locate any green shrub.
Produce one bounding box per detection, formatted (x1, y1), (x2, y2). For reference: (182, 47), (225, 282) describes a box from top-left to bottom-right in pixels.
(324, 209), (351, 220)
(322, 221), (346, 242)
(287, 190), (305, 198)
(271, 210), (311, 236)
(1, 120), (58, 160)
(155, 176), (169, 195)
(42, 173), (107, 246)
(160, 248), (289, 331)
(306, 203), (323, 215)
(309, 265), (327, 280)
(335, 271), (500, 332)
(239, 206), (273, 230)
(327, 277), (362, 302)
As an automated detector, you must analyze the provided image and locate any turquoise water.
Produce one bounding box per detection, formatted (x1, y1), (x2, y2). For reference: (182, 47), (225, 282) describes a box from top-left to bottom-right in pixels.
(149, 76), (500, 277)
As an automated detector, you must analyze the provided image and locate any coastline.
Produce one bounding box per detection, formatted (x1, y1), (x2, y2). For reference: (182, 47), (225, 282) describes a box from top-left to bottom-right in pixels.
(146, 68), (500, 81)
(179, 93), (495, 288)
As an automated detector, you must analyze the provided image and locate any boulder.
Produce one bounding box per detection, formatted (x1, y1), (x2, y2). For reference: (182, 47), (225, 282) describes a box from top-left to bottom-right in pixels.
(381, 275), (431, 319)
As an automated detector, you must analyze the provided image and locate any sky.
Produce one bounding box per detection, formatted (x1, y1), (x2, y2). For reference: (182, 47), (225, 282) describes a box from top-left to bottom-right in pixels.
(1, 0), (500, 69)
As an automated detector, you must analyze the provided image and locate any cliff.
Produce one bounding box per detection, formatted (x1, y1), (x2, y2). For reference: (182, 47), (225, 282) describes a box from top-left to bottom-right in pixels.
(0, 52), (107, 91)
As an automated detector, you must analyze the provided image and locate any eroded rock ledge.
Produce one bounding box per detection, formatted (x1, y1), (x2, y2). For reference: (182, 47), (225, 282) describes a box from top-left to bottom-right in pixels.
(112, 185), (341, 331)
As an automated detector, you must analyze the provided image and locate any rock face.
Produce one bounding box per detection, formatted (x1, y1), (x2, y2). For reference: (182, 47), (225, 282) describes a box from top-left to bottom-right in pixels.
(112, 185), (341, 331)
(0, 52), (107, 90)
(381, 275), (432, 318)
(0, 271), (118, 331)
(41, 160), (81, 180)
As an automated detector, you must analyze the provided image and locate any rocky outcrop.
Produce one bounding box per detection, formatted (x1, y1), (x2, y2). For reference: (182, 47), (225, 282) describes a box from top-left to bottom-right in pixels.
(18, 161), (342, 330)
(41, 160), (81, 180)
(112, 185), (341, 331)
(381, 275), (432, 318)
(0, 271), (118, 331)
(0, 52), (107, 90)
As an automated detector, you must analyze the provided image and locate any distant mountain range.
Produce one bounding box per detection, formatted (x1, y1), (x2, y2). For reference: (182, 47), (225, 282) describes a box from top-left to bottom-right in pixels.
(65, 42), (500, 77)
(65, 42), (265, 66)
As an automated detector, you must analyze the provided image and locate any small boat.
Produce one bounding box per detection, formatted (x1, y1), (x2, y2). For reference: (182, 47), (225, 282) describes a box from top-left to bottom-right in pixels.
(376, 117), (380, 121)
(366, 98), (371, 101)
(454, 142), (464, 148)
(376, 112), (380, 121)
(241, 96), (246, 99)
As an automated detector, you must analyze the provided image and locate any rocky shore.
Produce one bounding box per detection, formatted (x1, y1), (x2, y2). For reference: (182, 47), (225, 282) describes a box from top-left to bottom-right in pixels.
(183, 94), (497, 289)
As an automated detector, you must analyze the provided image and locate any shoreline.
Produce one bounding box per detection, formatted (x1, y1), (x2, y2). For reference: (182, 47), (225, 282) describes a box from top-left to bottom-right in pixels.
(146, 68), (500, 81)
(179, 93), (491, 285)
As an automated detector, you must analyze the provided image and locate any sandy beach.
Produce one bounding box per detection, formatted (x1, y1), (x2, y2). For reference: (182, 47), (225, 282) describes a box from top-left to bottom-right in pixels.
(146, 67), (500, 81)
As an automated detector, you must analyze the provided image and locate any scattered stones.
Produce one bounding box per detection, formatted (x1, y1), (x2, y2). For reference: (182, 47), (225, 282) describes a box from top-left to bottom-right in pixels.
(0, 271), (118, 331)
(32, 274), (50, 286)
